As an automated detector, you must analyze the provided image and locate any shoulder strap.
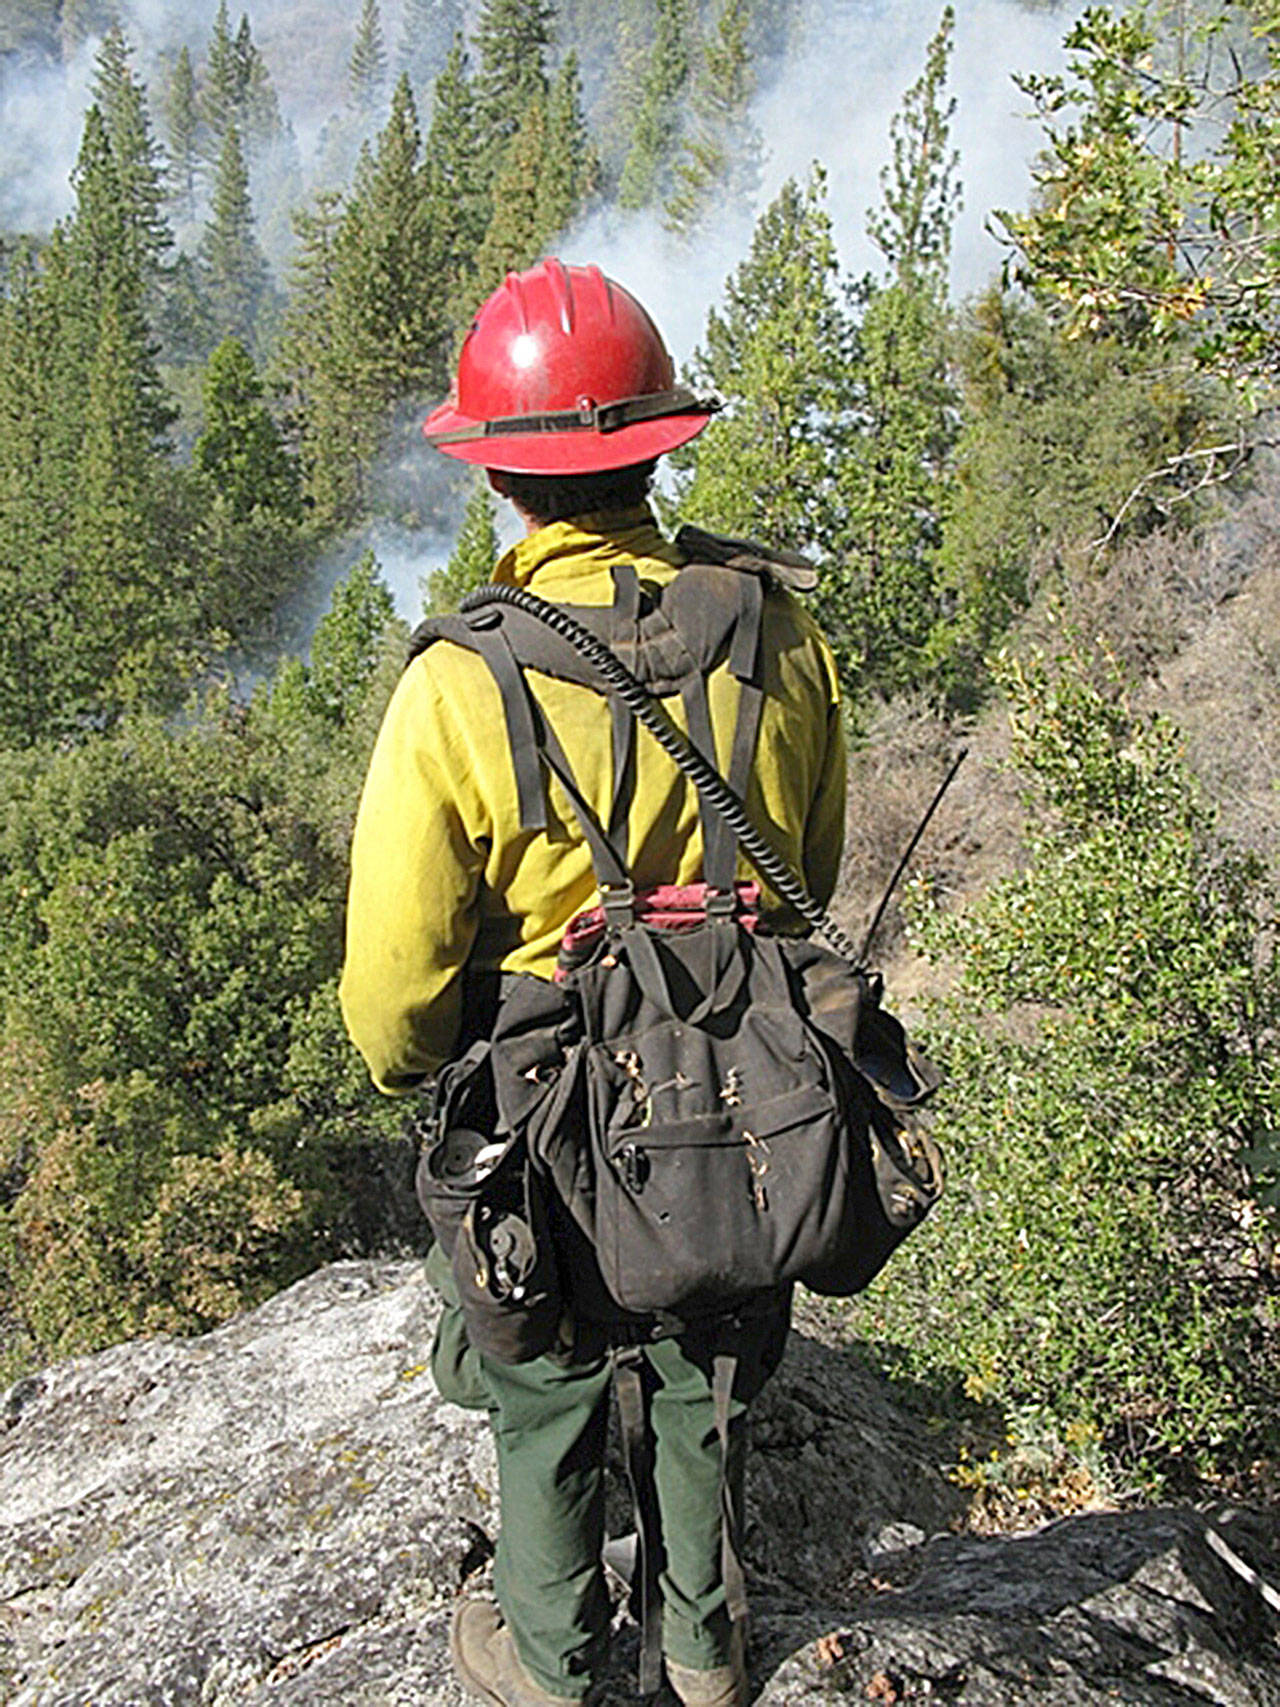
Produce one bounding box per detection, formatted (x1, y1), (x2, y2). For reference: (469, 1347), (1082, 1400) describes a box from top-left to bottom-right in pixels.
(458, 583), (865, 967)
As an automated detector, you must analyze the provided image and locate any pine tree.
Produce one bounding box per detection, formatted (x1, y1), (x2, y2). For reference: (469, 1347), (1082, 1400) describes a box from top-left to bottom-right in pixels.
(59, 105), (173, 442)
(194, 337), (300, 521)
(867, 4), (960, 294)
(306, 550), (396, 725)
(274, 189), (345, 506)
(398, 0), (462, 90)
(536, 53), (596, 236)
(199, 124), (271, 349)
(71, 282), (172, 714)
(277, 79), (445, 519)
(162, 47), (200, 221)
(91, 25), (173, 281)
(836, 5), (961, 695)
(61, 110), (182, 715)
(202, 0), (240, 157)
(423, 474), (498, 612)
(421, 37), (488, 310)
(235, 13), (284, 147)
(0, 248), (70, 742)
(333, 73), (442, 401)
(473, 0), (554, 154)
(0, 104), (190, 741)
(665, 0), (761, 239)
(678, 167), (854, 559)
(618, 0), (690, 211)
(471, 96), (549, 295)
(348, 0), (388, 116)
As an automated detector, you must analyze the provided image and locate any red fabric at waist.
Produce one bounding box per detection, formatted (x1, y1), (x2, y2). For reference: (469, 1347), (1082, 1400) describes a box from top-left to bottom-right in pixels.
(555, 881), (760, 980)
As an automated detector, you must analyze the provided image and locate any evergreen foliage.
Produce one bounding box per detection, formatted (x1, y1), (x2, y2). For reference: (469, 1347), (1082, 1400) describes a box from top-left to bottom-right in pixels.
(201, 3), (283, 157)
(91, 26), (173, 283)
(202, 0), (242, 156)
(835, 276), (956, 696)
(867, 5), (960, 294)
(930, 290), (1222, 707)
(421, 37), (489, 311)
(194, 337), (301, 523)
(199, 124), (271, 351)
(473, 0), (555, 154)
(664, 0), (761, 238)
(348, 0), (389, 116)
(234, 13), (284, 148)
(678, 168), (853, 557)
(276, 77), (447, 519)
(835, 6), (961, 697)
(472, 98), (550, 294)
(423, 474), (499, 612)
(0, 565), (406, 1359)
(538, 53), (597, 234)
(617, 0), (690, 210)
(398, 0), (463, 90)
(162, 47), (201, 222)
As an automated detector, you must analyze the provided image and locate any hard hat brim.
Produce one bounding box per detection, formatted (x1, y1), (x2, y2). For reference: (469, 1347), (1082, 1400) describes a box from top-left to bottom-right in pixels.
(421, 399), (712, 474)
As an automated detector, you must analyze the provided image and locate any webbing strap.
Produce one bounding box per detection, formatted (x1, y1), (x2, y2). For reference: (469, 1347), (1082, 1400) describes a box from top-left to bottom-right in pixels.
(460, 618), (549, 834)
(730, 571), (764, 683)
(692, 572), (766, 897)
(613, 1347), (665, 1697)
(425, 387), (716, 445)
(712, 1349), (749, 1632)
(536, 714), (631, 895)
(608, 567), (641, 847)
(680, 672), (725, 891)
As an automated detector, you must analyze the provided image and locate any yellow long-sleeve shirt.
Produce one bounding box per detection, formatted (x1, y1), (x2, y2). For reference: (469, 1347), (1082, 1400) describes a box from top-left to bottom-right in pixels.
(339, 508), (846, 1091)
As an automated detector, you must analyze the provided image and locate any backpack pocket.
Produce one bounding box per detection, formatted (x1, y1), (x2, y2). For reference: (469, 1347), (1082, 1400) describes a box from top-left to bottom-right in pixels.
(415, 1037), (565, 1364)
(585, 1003), (848, 1315)
(415, 1042), (503, 1258)
(450, 1137), (564, 1364)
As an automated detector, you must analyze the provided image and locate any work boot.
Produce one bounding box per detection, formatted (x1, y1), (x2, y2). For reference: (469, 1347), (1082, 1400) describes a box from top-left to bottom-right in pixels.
(449, 1599), (586, 1707)
(664, 1623), (748, 1707)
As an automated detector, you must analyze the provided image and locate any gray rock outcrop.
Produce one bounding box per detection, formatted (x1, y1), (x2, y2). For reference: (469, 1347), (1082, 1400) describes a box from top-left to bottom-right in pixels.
(2, 1261), (1277, 1705)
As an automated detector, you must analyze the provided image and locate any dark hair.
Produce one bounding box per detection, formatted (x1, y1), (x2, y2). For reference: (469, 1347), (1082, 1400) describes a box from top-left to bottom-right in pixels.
(490, 460), (657, 525)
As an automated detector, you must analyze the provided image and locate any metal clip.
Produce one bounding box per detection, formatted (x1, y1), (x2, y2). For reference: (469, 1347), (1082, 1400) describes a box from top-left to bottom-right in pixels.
(618, 1144), (649, 1194)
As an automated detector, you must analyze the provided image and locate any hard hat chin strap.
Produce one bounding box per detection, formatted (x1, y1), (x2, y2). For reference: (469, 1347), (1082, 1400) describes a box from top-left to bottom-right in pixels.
(426, 386), (720, 444)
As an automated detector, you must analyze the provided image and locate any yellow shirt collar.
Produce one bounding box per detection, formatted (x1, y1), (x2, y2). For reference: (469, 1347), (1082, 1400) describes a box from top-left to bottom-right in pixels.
(493, 506), (683, 590)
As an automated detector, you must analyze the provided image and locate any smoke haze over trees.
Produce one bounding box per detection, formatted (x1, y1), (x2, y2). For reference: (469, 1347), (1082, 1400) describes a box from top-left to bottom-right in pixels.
(1, 0), (1278, 1514)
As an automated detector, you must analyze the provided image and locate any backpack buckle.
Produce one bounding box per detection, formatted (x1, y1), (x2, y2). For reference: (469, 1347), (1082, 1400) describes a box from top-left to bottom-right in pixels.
(704, 887), (737, 920)
(602, 883), (635, 929)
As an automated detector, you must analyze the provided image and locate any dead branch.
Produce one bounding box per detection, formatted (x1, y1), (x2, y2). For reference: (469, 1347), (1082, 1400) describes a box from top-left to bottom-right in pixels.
(1089, 435), (1280, 558)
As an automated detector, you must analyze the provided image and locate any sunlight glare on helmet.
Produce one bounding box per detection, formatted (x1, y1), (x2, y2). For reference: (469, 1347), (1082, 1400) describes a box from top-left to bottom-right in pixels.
(511, 333), (540, 371)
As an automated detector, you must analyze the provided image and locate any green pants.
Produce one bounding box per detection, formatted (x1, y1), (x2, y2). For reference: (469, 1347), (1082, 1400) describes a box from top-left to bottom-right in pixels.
(427, 1245), (790, 1699)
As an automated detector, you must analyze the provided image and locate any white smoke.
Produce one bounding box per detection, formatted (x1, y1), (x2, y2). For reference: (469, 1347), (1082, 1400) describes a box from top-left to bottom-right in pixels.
(0, 42), (96, 233)
(559, 0), (1085, 373)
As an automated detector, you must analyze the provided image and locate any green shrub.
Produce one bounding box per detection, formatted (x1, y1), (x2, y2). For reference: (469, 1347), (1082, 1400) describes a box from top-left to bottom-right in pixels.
(854, 645), (1280, 1493)
(0, 563), (413, 1367)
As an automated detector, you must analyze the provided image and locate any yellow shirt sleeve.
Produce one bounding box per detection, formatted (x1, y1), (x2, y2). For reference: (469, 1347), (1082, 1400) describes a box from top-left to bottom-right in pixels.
(338, 652), (492, 1091)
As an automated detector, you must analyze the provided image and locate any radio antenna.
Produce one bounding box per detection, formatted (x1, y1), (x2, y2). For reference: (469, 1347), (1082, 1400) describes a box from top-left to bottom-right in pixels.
(857, 747), (968, 966)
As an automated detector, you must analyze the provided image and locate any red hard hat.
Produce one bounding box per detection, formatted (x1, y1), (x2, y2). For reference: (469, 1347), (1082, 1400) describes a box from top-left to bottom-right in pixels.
(422, 258), (715, 474)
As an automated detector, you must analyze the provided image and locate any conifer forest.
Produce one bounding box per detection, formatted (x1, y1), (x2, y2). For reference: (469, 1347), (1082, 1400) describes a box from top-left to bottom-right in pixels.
(1, 0), (1279, 1510)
